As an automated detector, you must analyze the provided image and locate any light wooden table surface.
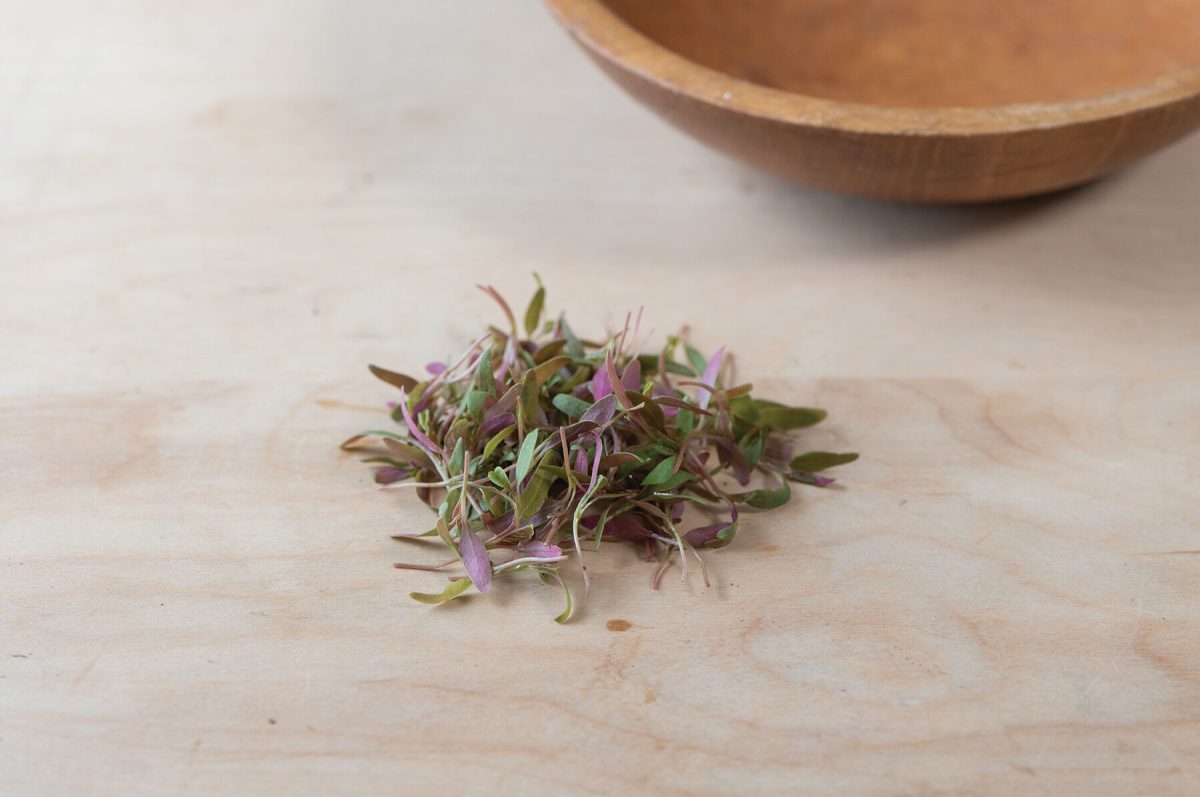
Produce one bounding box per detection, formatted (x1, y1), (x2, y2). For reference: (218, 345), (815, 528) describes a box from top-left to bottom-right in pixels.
(4, 2), (1199, 795)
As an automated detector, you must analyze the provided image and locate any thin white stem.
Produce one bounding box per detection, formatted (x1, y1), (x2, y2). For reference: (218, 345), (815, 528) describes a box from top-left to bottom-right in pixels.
(492, 555), (569, 574)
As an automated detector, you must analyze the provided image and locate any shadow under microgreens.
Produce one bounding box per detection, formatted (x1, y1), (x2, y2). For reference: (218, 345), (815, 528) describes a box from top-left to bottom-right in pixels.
(341, 279), (857, 622)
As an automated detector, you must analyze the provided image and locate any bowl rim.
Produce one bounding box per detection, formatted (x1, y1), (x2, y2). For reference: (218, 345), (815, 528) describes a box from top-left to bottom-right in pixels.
(546, 0), (1200, 136)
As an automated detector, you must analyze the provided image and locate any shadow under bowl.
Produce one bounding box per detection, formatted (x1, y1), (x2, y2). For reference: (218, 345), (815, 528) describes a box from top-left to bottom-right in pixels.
(546, 0), (1200, 202)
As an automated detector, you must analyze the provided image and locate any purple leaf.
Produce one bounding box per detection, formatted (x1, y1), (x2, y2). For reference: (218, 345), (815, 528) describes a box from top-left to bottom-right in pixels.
(651, 385), (680, 416)
(790, 471), (836, 488)
(684, 506), (739, 548)
(488, 382), (521, 417)
(426, 361), (447, 376)
(457, 527), (493, 593)
(713, 436), (751, 485)
(581, 394), (617, 425)
(683, 523), (723, 547)
(563, 419), (600, 442)
(397, 390), (442, 456)
(602, 514), (655, 542)
(479, 412), (516, 437)
(589, 432), (604, 486)
(477, 284), (518, 335)
(764, 436), (795, 466)
(483, 512), (513, 535)
(591, 364), (612, 400)
(374, 467), (410, 485)
(516, 540), (563, 559)
(603, 349), (632, 410)
(620, 359), (641, 392)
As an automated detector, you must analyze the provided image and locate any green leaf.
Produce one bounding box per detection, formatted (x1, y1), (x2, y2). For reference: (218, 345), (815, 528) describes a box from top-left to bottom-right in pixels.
(729, 395), (759, 423)
(537, 569), (573, 623)
(475, 348), (495, 395)
(638, 353), (693, 376)
(560, 315), (584, 359)
(634, 392), (667, 430)
(552, 393), (591, 419)
(515, 429), (539, 484)
(558, 366), (590, 393)
(518, 371), (540, 433)
(447, 438), (465, 476)
(462, 389), (490, 418)
(440, 486), (462, 522)
(530, 356), (572, 387)
(523, 283), (545, 336)
(741, 431), (766, 469)
(641, 457), (677, 486)
(488, 466), (510, 490)
(789, 451), (859, 472)
(675, 408), (694, 438)
(711, 518), (740, 548)
(410, 577), (473, 605)
(597, 451), (640, 470)
(590, 504), (616, 550)
(653, 470), (696, 491)
(737, 479), (792, 509)
(754, 401), (827, 430)
(436, 518), (460, 559)
(360, 456), (408, 467)
(620, 442), (674, 477)
(533, 338), (567, 364)
(685, 345), (707, 376)
(481, 424), (515, 462)
(381, 438), (432, 466)
(516, 453), (558, 522)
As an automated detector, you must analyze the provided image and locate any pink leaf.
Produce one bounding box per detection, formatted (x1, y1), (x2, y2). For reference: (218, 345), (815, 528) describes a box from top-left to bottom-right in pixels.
(620, 358), (641, 392)
(397, 390), (442, 456)
(591, 364), (612, 400)
(516, 541), (563, 559)
(697, 346), (725, 409)
(457, 527), (492, 593)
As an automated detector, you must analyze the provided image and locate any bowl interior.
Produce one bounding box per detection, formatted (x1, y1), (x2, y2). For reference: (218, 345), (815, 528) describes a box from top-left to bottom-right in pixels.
(600, 0), (1200, 107)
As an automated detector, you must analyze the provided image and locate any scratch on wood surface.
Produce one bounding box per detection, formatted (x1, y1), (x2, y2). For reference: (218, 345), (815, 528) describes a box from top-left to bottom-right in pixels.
(71, 655), (100, 689)
(1079, 568), (1149, 704)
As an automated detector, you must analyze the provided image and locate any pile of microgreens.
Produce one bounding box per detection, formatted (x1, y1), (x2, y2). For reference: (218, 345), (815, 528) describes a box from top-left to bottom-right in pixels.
(342, 280), (856, 622)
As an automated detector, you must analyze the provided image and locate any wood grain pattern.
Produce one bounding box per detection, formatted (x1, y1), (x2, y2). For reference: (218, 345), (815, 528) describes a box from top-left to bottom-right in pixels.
(2, 2), (1199, 795)
(546, 0), (1200, 202)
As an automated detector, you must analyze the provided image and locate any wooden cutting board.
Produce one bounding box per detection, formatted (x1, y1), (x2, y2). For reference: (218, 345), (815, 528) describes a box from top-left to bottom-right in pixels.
(3, 2), (1198, 794)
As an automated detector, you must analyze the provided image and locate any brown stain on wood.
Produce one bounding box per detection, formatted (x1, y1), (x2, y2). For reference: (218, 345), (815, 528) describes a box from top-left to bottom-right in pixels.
(546, 0), (1200, 201)
(606, 619), (632, 632)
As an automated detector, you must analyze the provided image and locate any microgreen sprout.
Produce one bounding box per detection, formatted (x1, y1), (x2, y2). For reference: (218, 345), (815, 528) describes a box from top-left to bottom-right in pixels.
(342, 280), (857, 621)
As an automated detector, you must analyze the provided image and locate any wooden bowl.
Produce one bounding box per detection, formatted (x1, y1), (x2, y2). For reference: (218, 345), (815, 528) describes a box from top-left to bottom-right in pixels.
(546, 0), (1200, 202)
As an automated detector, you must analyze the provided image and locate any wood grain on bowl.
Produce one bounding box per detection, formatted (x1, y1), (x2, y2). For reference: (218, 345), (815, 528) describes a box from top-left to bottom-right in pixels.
(546, 0), (1200, 202)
